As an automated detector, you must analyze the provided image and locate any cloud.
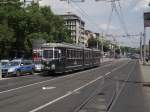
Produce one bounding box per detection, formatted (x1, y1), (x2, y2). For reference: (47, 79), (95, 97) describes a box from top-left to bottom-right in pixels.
(132, 0), (149, 11)
(38, 0), (147, 47)
(98, 23), (118, 31)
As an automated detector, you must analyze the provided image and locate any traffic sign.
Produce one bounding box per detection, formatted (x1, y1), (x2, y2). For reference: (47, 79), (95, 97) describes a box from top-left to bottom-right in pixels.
(144, 12), (150, 27)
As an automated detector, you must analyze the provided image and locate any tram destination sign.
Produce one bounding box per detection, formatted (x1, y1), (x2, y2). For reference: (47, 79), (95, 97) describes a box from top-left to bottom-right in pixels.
(144, 12), (150, 27)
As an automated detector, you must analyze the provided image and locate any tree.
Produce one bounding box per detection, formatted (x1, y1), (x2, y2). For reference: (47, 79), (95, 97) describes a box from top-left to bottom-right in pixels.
(87, 37), (97, 48)
(0, 1), (72, 58)
(0, 24), (15, 59)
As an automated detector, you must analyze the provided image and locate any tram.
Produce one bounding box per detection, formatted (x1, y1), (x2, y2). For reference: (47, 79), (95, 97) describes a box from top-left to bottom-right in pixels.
(41, 43), (101, 73)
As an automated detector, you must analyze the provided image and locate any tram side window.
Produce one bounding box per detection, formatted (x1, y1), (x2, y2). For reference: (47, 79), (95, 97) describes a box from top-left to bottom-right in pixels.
(78, 51), (81, 59)
(43, 50), (53, 58)
(72, 49), (75, 59)
(71, 50), (74, 59)
(66, 50), (69, 58)
(54, 50), (59, 59)
(86, 51), (88, 59)
(67, 49), (72, 59)
(80, 51), (83, 59)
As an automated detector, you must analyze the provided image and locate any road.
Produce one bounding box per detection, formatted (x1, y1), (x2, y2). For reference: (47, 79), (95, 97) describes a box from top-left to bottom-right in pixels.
(0, 59), (145, 112)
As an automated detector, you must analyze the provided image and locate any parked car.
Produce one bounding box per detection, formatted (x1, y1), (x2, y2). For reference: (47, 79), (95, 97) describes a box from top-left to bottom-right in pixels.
(34, 61), (44, 72)
(2, 59), (35, 77)
(1, 60), (9, 67)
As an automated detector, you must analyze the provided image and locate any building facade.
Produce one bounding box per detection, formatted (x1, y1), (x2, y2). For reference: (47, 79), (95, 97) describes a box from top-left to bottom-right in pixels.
(61, 14), (85, 46)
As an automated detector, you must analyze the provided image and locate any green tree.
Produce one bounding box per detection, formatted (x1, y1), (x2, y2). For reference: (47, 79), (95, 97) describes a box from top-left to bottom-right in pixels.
(0, 1), (72, 58)
(0, 24), (15, 58)
(87, 37), (97, 48)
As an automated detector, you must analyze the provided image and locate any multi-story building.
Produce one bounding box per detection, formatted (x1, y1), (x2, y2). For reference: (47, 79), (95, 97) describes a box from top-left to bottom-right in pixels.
(61, 14), (85, 45)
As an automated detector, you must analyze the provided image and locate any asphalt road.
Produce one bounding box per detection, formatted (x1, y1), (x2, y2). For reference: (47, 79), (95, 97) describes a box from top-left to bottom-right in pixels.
(78, 59), (148, 112)
(109, 60), (149, 112)
(0, 59), (134, 112)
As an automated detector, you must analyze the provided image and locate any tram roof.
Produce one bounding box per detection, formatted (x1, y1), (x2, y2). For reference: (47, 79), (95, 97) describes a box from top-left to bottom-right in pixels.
(42, 43), (100, 51)
(42, 43), (84, 49)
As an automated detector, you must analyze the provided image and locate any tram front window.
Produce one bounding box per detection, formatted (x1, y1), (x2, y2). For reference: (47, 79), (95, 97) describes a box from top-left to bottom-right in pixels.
(43, 50), (53, 59)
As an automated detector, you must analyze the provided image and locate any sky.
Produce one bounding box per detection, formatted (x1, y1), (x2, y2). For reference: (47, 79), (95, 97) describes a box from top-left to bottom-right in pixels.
(37, 0), (150, 47)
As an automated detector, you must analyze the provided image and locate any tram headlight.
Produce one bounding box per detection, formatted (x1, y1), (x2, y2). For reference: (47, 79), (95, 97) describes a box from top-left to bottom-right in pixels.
(46, 61), (49, 65)
(51, 64), (55, 70)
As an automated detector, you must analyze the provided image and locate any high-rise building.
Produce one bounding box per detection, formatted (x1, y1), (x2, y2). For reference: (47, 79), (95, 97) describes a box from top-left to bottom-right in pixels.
(61, 14), (85, 45)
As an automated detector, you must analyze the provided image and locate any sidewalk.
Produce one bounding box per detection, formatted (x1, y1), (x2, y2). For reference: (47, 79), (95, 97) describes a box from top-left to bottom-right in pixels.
(140, 61), (150, 112)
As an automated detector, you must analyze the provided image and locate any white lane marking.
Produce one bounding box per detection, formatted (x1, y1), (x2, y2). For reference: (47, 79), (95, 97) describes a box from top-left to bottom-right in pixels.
(29, 75), (104, 112)
(0, 61), (118, 94)
(107, 61), (137, 112)
(29, 61), (130, 112)
(42, 87), (56, 90)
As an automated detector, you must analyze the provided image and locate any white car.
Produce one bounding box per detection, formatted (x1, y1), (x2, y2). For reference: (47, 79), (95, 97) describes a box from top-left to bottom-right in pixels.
(1, 60), (9, 66)
(34, 62), (44, 72)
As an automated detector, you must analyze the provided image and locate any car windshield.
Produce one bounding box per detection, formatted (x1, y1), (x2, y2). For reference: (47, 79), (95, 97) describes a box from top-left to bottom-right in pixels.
(10, 61), (20, 66)
(1, 62), (9, 66)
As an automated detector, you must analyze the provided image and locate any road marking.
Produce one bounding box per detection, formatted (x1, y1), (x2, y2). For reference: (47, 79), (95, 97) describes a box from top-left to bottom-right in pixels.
(0, 61), (118, 94)
(29, 61), (130, 112)
(42, 87), (56, 90)
(29, 75), (104, 112)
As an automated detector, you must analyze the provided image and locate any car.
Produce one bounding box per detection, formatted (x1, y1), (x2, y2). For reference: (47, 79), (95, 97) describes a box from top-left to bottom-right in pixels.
(2, 59), (35, 77)
(0, 60), (9, 67)
(34, 61), (44, 72)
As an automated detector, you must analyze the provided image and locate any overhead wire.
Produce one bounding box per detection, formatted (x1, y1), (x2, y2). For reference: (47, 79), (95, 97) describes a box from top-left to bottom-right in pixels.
(71, 1), (120, 45)
(105, 2), (115, 34)
(111, 1), (140, 46)
(71, 1), (137, 47)
(112, 2), (128, 35)
(61, 0), (140, 47)
(69, 2), (104, 32)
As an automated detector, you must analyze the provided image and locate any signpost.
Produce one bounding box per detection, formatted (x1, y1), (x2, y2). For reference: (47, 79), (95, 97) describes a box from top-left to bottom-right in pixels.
(0, 62), (2, 79)
(143, 12), (150, 65)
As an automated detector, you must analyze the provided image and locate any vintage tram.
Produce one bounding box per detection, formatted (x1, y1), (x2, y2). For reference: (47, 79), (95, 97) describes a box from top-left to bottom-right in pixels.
(41, 43), (101, 73)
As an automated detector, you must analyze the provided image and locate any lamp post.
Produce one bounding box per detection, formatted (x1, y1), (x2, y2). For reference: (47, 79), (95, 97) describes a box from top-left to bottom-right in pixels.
(101, 33), (104, 62)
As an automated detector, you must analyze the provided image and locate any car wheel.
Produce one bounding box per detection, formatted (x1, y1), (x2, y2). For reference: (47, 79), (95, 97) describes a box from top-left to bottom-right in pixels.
(16, 70), (21, 77)
(30, 69), (34, 75)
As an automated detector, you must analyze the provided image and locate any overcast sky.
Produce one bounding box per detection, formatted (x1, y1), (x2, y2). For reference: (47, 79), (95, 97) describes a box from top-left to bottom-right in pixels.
(38, 0), (150, 47)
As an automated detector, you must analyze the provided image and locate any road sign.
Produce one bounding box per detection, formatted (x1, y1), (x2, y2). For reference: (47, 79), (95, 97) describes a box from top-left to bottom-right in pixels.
(144, 12), (150, 27)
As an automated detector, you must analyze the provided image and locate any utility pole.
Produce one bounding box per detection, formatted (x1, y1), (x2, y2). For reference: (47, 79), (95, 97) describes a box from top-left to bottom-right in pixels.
(149, 40), (150, 57)
(101, 32), (104, 63)
(143, 27), (146, 65)
(140, 32), (143, 61)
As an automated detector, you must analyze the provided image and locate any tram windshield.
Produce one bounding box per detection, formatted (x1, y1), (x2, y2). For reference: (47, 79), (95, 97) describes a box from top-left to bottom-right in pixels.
(43, 50), (53, 59)
(43, 48), (61, 59)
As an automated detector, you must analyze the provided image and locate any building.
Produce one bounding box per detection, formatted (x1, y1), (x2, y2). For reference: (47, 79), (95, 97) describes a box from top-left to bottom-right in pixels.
(61, 14), (85, 45)
(84, 30), (101, 47)
(84, 30), (94, 47)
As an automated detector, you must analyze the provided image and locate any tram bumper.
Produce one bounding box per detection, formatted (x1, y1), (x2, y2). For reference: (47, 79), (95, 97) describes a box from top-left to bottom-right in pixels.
(44, 64), (55, 71)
